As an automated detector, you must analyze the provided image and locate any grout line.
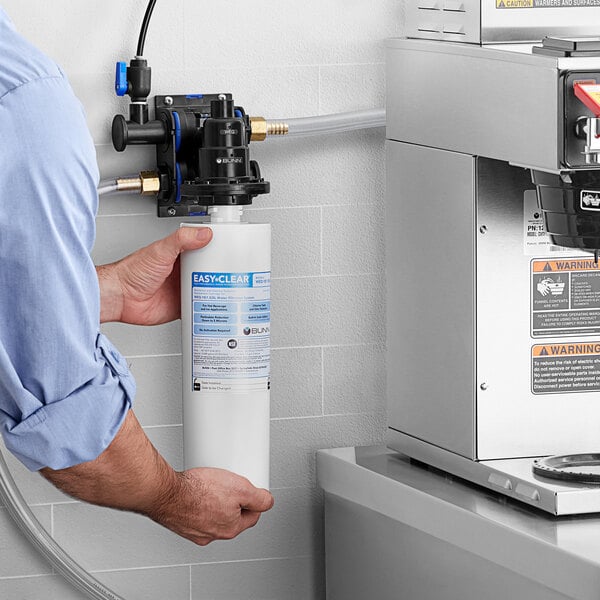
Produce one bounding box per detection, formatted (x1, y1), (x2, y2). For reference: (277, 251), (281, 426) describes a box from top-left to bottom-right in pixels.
(123, 352), (182, 360)
(0, 573), (56, 581)
(182, 1), (188, 73)
(272, 271), (382, 281)
(243, 201), (383, 211)
(271, 410), (379, 422)
(320, 206), (324, 277)
(273, 341), (383, 351)
(321, 346), (325, 416)
(17, 500), (76, 508)
(86, 555), (315, 575)
(189, 555), (314, 567)
(317, 65), (322, 115)
(121, 342), (381, 359)
(95, 212), (155, 219)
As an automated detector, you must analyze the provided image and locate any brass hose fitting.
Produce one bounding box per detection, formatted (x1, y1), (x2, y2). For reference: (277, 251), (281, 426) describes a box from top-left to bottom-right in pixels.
(250, 117), (289, 141)
(139, 170), (161, 195)
(116, 171), (160, 195)
(115, 176), (142, 192)
(266, 121), (289, 136)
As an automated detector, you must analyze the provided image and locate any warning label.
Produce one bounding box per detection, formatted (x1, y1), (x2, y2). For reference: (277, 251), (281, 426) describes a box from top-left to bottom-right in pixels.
(532, 343), (600, 393)
(496, 0), (532, 7)
(497, 0), (600, 7)
(531, 259), (600, 336)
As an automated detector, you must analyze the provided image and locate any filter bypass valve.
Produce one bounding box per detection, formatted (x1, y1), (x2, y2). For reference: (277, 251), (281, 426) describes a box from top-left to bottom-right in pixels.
(112, 60), (270, 217)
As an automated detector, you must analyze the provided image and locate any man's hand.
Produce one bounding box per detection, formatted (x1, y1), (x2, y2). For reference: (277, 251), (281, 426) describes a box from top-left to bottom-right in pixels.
(41, 411), (274, 545)
(153, 468), (274, 546)
(97, 227), (212, 325)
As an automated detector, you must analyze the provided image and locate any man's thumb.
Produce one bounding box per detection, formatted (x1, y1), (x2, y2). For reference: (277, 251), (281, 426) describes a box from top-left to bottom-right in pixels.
(176, 226), (213, 253)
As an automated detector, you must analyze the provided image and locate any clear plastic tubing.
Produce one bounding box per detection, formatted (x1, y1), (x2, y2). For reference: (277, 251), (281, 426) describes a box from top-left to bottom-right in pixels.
(269, 108), (385, 137)
(97, 181), (119, 196)
(0, 449), (124, 600)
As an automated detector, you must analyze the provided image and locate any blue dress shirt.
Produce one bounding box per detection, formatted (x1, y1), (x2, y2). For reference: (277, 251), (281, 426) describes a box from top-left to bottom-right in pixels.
(0, 8), (135, 470)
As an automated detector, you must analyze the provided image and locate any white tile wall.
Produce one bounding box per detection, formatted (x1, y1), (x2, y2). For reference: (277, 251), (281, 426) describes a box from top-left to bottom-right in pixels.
(51, 487), (321, 571)
(0, 506), (53, 577)
(0, 0), (402, 598)
(270, 347), (323, 418)
(190, 557), (323, 600)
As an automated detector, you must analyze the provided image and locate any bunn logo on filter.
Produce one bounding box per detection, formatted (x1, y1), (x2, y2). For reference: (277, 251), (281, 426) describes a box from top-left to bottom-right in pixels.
(581, 190), (600, 211)
(243, 326), (270, 335)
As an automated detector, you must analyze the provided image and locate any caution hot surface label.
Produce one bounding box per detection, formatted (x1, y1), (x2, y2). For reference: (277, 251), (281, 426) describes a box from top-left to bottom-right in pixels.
(532, 343), (600, 393)
(497, 0), (600, 8)
(531, 258), (600, 337)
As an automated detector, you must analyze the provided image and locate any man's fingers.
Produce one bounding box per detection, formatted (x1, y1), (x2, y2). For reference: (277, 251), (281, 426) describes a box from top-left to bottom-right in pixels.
(241, 487), (275, 513)
(239, 510), (262, 531)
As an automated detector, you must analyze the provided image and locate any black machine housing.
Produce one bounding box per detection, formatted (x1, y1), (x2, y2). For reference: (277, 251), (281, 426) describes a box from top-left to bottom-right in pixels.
(112, 93), (269, 217)
(530, 40), (600, 251)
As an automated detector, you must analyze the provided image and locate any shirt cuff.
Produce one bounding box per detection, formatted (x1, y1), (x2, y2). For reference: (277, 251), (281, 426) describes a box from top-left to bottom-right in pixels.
(2, 334), (136, 471)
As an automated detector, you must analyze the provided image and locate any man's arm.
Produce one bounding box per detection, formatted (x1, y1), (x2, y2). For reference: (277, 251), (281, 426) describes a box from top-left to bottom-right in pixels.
(41, 410), (273, 546)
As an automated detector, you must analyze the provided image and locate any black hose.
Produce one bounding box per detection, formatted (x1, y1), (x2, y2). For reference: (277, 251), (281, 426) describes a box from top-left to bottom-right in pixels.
(136, 0), (157, 57)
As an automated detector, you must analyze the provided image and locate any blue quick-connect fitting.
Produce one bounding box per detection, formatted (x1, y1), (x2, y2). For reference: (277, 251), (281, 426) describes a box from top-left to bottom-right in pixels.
(115, 61), (128, 96)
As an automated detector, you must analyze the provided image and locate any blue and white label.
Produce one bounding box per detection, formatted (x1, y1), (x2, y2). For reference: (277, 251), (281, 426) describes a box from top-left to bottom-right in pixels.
(192, 272), (270, 288)
(191, 271), (270, 390)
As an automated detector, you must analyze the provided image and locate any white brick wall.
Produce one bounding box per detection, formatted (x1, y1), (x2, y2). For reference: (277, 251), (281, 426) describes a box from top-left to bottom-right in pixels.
(0, 1), (402, 597)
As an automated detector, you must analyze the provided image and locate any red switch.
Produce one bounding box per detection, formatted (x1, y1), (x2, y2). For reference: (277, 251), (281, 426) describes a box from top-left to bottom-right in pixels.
(574, 81), (600, 118)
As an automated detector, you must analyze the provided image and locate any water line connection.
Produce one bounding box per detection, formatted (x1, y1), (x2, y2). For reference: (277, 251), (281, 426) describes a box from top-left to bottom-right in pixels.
(99, 109), (386, 198)
(264, 108), (385, 138)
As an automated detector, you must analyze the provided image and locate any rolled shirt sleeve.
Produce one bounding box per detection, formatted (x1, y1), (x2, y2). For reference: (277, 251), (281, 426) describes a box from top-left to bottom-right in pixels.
(0, 62), (135, 470)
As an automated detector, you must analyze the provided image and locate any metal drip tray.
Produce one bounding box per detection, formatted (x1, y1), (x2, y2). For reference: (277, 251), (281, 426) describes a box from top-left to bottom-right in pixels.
(389, 431), (600, 514)
(533, 454), (600, 484)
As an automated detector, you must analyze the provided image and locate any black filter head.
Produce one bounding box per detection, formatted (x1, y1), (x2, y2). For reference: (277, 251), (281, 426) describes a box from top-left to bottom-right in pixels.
(532, 169), (600, 250)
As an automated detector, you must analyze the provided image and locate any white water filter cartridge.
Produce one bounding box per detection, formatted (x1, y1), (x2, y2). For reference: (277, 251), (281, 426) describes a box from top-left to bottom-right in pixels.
(180, 216), (271, 489)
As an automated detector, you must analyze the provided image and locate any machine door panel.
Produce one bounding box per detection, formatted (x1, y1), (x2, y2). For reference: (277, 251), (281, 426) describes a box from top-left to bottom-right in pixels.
(476, 158), (600, 459)
(386, 141), (477, 459)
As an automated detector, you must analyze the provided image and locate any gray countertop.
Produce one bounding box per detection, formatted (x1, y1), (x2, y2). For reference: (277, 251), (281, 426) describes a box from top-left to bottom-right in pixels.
(317, 446), (600, 600)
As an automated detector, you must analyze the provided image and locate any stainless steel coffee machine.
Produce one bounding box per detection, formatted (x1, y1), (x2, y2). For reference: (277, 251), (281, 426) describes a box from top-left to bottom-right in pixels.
(386, 1), (600, 515)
